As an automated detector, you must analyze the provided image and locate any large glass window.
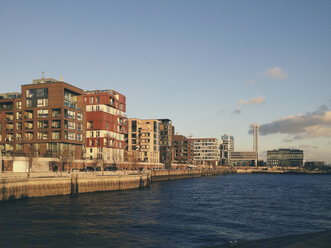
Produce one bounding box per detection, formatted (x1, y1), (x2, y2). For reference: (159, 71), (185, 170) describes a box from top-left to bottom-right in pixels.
(65, 131), (75, 141)
(52, 120), (61, 129)
(65, 120), (75, 130)
(38, 120), (49, 129)
(37, 109), (48, 118)
(64, 109), (75, 119)
(37, 98), (48, 107)
(37, 131), (48, 140)
(52, 131), (61, 140)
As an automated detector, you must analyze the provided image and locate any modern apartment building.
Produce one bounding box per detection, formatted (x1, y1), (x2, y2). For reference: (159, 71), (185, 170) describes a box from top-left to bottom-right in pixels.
(173, 135), (194, 164)
(267, 149), (304, 167)
(126, 118), (160, 163)
(0, 77), (86, 165)
(158, 119), (174, 168)
(84, 90), (127, 163)
(220, 134), (234, 166)
(192, 138), (220, 167)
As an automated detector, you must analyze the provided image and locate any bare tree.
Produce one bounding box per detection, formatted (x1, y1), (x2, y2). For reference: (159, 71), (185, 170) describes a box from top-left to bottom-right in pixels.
(59, 145), (74, 174)
(26, 144), (38, 178)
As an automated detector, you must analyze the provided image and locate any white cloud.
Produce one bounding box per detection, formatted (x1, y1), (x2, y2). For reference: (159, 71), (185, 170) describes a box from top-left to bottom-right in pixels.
(236, 96), (265, 106)
(263, 66), (288, 79)
(256, 105), (331, 140)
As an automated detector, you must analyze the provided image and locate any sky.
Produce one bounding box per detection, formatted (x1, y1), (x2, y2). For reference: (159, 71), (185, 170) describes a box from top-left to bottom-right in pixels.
(0, 0), (330, 162)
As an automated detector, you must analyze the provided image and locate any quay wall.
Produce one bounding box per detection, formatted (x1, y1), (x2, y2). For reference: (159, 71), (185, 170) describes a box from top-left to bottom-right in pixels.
(0, 174), (151, 202)
(0, 168), (235, 202)
(151, 168), (236, 182)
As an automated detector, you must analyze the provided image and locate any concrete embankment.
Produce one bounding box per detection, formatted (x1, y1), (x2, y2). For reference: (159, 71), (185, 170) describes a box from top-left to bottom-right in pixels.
(0, 173), (151, 202)
(0, 168), (236, 202)
(151, 168), (236, 182)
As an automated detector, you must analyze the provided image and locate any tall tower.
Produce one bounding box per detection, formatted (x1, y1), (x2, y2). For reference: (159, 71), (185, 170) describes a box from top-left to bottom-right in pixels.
(252, 123), (259, 153)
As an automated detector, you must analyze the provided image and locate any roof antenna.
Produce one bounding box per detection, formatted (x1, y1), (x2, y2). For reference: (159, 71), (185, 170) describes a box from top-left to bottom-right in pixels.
(60, 75), (63, 81)
(42, 71), (45, 79)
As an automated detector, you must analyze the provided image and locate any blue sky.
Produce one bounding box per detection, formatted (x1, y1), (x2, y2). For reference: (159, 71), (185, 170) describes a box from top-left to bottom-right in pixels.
(1, 0), (331, 162)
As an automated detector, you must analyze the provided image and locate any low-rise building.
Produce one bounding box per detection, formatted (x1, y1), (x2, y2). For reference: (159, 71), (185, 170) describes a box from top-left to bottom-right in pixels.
(267, 149), (304, 167)
(230, 151), (258, 166)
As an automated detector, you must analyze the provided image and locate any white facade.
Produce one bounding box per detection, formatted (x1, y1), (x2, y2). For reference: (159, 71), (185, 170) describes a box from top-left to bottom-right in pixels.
(192, 139), (220, 164)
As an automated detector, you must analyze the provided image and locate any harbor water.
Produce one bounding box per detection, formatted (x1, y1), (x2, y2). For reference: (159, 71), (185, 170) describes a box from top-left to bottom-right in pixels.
(0, 174), (331, 247)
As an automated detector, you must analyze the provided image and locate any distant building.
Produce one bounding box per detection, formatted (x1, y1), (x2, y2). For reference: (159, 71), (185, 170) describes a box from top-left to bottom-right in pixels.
(158, 119), (175, 169)
(84, 90), (127, 163)
(267, 149), (304, 167)
(126, 118), (160, 163)
(220, 134), (234, 166)
(173, 135), (193, 164)
(304, 161), (325, 169)
(230, 151), (258, 166)
(192, 138), (220, 167)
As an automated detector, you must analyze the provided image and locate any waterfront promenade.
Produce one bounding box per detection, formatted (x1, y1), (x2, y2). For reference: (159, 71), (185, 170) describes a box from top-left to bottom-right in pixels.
(0, 168), (235, 202)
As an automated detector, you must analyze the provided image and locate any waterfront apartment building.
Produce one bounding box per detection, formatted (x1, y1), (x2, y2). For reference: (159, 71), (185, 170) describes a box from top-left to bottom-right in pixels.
(158, 119), (175, 169)
(220, 134), (234, 166)
(126, 118), (160, 163)
(267, 149), (304, 167)
(84, 90), (127, 163)
(192, 138), (220, 167)
(173, 135), (194, 164)
(0, 77), (86, 167)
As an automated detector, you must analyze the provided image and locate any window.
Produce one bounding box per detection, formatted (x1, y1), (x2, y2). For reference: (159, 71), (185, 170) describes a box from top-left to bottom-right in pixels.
(77, 133), (82, 141)
(96, 96), (100, 104)
(16, 122), (22, 131)
(16, 101), (22, 110)
(65, 120), (75, 130)
(52, 132), (61, 140)
(64, 109), (75, 119)
(37, 109), (48, 118)
(65, 131), (75, 141)
(37, 98), (48, 107)
(87, 121), (93, 129)
(25, 132), (33, 140)
(36, 88), (48, 97)
(37, 131), (48, 140)
(52, 109), (61, 118)
(38, 120), (49, 129)
(16, 133), (22, 141)
(77, 123), (83, 131)
(26, 99), (33, 108)
(16, 112), (22, 120)
(52, 120), (61, 129)
(89, 97), (93, 104)
(77, 112), (82, 121)
(16, 143), (23, 151)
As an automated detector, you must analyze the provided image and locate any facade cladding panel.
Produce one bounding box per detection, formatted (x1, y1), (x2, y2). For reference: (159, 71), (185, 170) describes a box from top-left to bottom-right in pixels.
(84, 90), (127, 162)
(0, 78), (86, 159)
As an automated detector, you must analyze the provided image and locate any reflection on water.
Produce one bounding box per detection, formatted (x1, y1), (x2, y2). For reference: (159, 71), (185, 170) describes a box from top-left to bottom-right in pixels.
(0, 174), (331, 248)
